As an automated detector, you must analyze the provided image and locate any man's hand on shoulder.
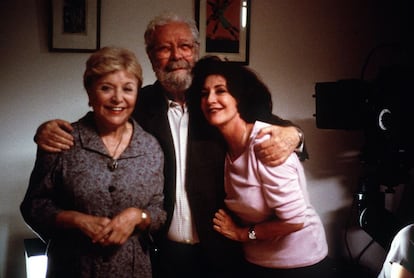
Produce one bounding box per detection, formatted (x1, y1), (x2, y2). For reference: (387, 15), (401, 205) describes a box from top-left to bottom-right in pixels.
(254, 125), (301, 167)
(34, 119), (74, 152)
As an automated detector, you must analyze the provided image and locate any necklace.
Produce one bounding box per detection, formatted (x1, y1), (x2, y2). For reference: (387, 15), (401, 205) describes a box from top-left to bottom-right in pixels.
(107, 132), (124, 171)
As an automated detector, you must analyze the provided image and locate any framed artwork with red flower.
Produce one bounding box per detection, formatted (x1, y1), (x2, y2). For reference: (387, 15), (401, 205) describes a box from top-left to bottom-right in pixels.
(196, 0), (250, 64)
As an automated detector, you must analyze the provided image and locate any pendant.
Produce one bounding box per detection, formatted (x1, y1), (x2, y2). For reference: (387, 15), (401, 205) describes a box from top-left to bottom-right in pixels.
(108, 159), (118, 171)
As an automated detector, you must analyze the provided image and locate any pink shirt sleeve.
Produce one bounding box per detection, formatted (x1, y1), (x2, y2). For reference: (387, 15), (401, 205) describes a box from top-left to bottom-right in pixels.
(256, 152), (308, 224)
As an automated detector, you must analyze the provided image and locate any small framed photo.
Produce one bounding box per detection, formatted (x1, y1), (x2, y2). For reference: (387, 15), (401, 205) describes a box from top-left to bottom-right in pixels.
(195, 0), (250, 64)
(50, 0), (101, 52)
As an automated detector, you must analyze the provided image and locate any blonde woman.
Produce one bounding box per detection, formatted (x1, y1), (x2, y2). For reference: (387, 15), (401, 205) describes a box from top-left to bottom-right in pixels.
(21, 47), (166, 278)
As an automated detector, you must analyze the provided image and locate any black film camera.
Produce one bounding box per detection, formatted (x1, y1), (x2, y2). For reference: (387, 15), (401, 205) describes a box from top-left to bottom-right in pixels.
(314, 64), (414, 248)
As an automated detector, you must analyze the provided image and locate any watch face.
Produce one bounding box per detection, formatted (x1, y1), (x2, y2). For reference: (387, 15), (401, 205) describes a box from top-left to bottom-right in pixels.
(248, 227), (256, 240)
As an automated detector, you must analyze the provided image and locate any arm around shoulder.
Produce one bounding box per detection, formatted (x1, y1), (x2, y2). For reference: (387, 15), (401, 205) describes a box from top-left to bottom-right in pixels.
(34, 119), (74, 152)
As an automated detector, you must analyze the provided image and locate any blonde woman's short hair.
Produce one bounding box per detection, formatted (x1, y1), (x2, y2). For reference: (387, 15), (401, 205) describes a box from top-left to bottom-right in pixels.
(83, 46), (143, 92)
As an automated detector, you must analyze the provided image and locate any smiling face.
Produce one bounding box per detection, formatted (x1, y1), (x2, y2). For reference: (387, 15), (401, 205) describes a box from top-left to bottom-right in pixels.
(88, 70), (138, 131)
(200, 74), (240, 128)
(148, 22), (199, 95)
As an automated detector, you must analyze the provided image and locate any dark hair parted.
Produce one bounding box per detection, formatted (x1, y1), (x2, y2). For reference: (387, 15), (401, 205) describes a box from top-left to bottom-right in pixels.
(188, 56), (273, 123)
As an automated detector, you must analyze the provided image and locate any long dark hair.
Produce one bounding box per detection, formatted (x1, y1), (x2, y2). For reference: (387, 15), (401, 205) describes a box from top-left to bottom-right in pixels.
(188, 56), (273, 123)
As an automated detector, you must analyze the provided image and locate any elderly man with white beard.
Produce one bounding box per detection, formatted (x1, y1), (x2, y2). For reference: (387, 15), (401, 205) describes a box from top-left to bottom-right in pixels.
(33, 12), (307, 278)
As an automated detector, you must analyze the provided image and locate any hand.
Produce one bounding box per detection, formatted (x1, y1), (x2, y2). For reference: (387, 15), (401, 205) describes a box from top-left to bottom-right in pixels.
(93, 208), (144, 246)
(35, 119), (74, 152)
(76, 214), (112, 240)
(213, 209), (246, 242)
(254, 125), (300, 167)
(55, 211), (111, 241)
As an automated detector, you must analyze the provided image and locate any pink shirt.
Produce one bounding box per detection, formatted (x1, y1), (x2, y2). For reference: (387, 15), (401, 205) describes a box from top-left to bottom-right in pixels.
(224, 121), (328, 268)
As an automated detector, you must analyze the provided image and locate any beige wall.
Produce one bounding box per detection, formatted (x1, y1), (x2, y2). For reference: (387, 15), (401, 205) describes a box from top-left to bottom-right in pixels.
(0, 0), (411, 277)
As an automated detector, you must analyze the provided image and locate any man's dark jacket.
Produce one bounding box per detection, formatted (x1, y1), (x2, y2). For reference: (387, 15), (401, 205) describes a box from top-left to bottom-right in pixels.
(133, 81), (243, 273)
(132, 81), (307, 273)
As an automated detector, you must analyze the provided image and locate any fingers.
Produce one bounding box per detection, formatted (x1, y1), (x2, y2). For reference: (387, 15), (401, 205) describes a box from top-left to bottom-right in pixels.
(54, 121), (74, 142)
(214, 209), (226, 219)
(94, 210), (136, 246)
(55, 119), (74, 133)
(213, 224), (222, 234)
(213, 209), (232, 227)
(213, 210), (240, 241)
(77, 214), (129, 246)
(255, 126), (274, 139)
(38, 144), (66, 153)
(50, 120), (74, 149)
(254, 125), (299, 167)
(40, 134), (73, 151)
(257, 125), (299, 151)
(98, 230), (124, 246)
(50, 133), (74, 150)
(254, 147), (287, 167)
(92, 224), (113, 243)
(36, 119), (74, 152)
(261, 156), (285, 167)
(80, 217), (108, 242)
(254, 142), (285, 166)
(213, 214), (225, 235)
(97, 227), (129, 246)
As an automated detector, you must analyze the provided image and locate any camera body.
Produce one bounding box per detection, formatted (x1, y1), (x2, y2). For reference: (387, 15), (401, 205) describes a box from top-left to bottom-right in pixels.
(315, 65), (414, 186)
(314, 65), (414, 248)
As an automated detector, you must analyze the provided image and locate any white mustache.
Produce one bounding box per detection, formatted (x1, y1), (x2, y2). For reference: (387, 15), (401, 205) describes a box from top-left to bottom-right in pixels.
(165, 60), (191, 71)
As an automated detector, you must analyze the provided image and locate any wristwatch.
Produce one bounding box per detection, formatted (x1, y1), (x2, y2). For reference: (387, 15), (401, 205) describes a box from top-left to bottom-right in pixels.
(296, 128), (304, 148)
(248, 225), (257, 240)
(139, 210), (149, 230)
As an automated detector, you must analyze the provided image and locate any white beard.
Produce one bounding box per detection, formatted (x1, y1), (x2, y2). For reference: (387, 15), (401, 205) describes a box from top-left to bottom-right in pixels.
(154, 58), (195, 93)
(156, 68), (192, 93)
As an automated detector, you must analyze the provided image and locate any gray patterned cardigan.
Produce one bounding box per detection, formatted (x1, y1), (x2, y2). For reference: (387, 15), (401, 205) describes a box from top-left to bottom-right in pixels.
(21, 112), (166, 278)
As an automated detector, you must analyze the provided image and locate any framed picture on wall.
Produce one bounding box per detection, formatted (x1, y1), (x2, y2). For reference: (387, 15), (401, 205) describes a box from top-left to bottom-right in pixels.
(50, 0), (101, 52)
(195, 0), (250, 64)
